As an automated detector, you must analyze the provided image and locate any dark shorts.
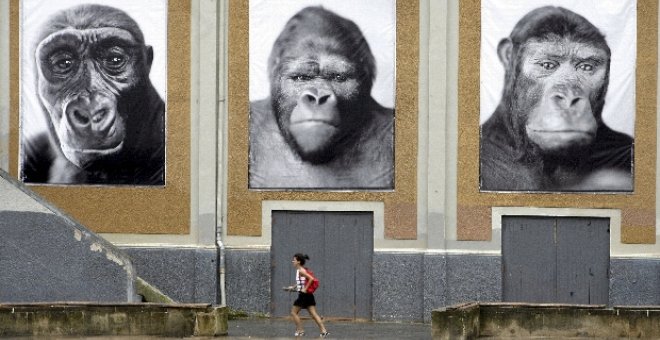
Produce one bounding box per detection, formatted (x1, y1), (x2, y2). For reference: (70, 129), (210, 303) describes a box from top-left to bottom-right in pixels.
(293, 292), (316, 309)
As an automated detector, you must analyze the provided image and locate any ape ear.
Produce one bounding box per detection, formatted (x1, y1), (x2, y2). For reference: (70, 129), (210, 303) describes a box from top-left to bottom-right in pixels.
(497, 38), (513, 66)
(145, 46), (154, 71)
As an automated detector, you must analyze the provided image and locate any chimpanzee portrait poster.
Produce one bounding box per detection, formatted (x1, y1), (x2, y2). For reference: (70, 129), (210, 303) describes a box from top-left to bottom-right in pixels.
(19, 0), (168, 186)
(479, 0), (636, 193)
(248, 0), (396, 191)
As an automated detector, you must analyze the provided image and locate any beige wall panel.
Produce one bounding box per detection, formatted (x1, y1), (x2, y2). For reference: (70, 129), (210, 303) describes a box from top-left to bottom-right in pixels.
(457, 0), (657, 244)
(226, 0), (419, 239)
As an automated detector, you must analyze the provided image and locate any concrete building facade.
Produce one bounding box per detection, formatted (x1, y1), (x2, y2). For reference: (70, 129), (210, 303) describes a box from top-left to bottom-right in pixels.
(0, 0), (659, 323)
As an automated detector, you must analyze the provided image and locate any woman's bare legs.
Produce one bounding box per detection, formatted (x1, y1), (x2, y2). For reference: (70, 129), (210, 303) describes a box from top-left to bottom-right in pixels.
(307, 305), (328, 333)
(291, 305), (304, 334)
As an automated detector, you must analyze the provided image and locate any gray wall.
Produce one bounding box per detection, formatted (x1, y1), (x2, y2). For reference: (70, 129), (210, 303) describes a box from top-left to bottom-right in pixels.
(225, 249), (271, 315)
(122, 246), (220, 304)
(223, 248), (660, 322)
(373, 253), (425, 321)
(224, 249), (502, 322)
(610, 258), (660, 306)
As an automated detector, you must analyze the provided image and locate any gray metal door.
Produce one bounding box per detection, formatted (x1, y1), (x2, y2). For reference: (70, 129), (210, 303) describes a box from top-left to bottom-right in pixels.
(502, 216), (609, 304)
(271, 211), (373, 320)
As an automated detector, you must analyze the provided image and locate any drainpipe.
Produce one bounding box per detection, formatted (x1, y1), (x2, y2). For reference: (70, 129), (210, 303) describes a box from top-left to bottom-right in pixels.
(217, 227), (226, 305)
(216, 0), (228, 307)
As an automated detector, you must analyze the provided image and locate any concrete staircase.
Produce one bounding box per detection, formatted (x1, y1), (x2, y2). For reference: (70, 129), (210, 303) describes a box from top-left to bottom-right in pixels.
(0, 169), (138, 303)
(0, 165), (229, 337)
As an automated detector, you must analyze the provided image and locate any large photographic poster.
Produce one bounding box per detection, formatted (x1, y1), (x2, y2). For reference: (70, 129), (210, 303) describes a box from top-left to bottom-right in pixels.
(479, 0), (636, 193)
(227, 0), (418, 238)
(19, 0), (168, 186)
(248, 0), (396, 191)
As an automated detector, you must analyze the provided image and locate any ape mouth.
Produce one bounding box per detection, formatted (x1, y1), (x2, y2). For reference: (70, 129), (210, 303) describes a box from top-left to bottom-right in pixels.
(290, 119), (339, 128)
(77, 141), (124, 155)
(289, 120), (340, 141)
(60, 141), (125, 168)
(60, 122), (125, 152)
(532, 128), (594, 132)
(527, 129), (595, 152)
(62, 141), (124, 156)
(529, 130), (595, 138)
(289, 121), (340, 155)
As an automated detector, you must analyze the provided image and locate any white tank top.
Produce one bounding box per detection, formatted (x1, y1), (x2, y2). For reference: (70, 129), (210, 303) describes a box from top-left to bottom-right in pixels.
(295, 269), (306, 291)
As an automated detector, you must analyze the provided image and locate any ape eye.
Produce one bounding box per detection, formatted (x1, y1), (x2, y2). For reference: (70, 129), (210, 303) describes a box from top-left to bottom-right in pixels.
(55, 59), (74, 71)
(578, 63), (594, 72)
(292, 75), (313, 81)
(538, 61), (557, 70)
(102, 54), (128, 70)
(331, 74), (348, 82)
(95, 45), (131, 73)
(48, 52), (77, 75)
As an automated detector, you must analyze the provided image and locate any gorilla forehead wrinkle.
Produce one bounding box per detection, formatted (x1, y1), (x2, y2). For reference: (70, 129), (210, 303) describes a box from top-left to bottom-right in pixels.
(511, 6), (609, 50)
(523, 39), (608, 61)
(269, 7), (376, 88)
(37, 27), (140, 55)
(284, 36), (353, 60)
(281, 56), (356, 74)
(37, 4), (145, 45)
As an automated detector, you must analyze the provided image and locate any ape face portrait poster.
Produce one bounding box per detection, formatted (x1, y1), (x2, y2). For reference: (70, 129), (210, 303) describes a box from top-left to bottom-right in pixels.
(19, 0), (168, 186)
(479, 0), (636, 193)
(248, 0), (396, 191)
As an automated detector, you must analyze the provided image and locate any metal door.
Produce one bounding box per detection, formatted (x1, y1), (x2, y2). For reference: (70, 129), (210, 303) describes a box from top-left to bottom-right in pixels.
(271, 211), (373, 320)
(502, 216), (609, 304)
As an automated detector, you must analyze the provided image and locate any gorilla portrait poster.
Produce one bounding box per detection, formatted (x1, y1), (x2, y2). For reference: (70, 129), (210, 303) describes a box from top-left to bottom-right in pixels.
(248, 0), (396, 191)
(19, 0), (168, 186)
(479, 0), (636, 193)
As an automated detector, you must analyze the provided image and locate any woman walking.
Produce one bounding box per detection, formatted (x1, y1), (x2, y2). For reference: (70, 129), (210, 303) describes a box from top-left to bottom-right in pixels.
(286, 253), (329, 338)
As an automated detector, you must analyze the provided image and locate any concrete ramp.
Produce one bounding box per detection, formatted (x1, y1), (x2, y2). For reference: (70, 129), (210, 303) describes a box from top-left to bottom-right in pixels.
(0, 170), (138, 302)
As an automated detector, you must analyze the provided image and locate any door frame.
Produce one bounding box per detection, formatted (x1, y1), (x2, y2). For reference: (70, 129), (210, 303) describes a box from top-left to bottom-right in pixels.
(491, 207), (621, 254)
(270, 210), (374, 320)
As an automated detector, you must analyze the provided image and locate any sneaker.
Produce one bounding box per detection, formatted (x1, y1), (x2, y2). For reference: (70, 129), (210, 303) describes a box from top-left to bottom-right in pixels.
(295, 330), (305, 336)
(320, 331), (329, 338)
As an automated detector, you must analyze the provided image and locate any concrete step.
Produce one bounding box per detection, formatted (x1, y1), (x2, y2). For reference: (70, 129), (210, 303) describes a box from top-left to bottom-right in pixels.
(137, 277), (176, 303)
(0, 302), (228, 337)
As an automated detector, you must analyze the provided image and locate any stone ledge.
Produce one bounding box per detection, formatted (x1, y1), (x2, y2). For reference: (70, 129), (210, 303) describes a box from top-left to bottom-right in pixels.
(432, 302), (660, 339)
(0, 303), (228, 337)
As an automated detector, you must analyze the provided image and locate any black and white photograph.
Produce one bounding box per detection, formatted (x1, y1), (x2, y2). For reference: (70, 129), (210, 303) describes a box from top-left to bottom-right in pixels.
(19, 0), (168, 185)
(479, 0), (636, 192)
(248, 0), (396, 191)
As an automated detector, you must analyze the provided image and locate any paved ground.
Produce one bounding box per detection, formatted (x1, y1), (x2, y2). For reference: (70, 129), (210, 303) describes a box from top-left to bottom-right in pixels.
(5, 318), (432, 339)
(226, 317), (432, 339)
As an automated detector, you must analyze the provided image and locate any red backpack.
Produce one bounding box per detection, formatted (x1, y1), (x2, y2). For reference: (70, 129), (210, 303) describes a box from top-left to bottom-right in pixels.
(304, 267), (320, 293)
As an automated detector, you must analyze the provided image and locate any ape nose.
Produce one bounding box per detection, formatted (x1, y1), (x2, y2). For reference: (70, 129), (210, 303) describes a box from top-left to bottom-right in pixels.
(552, 93), (587, 112)
(301, 89), (336, 106)
(65, 95), (116, 134)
